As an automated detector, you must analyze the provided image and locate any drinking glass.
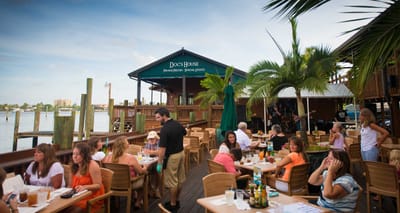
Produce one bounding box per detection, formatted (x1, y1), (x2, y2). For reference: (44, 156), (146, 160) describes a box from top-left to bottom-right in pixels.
(236, 191), (244, 201)
(19, 187), (28, 202)
(225, 190), (234, 206)
(27, 191), (38, 206)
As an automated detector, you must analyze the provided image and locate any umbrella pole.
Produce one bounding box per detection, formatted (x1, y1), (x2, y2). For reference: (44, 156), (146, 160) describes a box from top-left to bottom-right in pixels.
(263, 98), (267, 134)
(307, 97), (310, 133)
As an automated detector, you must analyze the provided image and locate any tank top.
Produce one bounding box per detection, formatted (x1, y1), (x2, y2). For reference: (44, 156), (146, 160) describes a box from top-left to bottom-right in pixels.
(360, 125), (377, 151)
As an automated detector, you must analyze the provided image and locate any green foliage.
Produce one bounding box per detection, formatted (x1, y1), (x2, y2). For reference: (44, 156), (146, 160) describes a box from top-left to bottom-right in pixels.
(195, 66), (245, 109)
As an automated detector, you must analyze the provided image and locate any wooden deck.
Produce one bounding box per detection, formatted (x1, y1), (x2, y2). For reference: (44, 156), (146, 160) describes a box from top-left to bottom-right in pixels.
(116, 150), (397, 213)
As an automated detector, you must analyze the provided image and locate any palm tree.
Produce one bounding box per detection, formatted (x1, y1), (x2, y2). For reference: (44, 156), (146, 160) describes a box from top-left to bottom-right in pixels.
(263, 0), (400, 98)
(195, 66), (245, 109)
(247, 18), (337, 145)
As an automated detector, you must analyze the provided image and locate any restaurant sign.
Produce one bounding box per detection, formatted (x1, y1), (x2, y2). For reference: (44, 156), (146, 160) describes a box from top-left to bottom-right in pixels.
(139, 54), (226, 79)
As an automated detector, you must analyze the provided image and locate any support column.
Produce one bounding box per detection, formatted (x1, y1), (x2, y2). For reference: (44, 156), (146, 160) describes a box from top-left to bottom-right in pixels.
(137, 78), (141, 105)
(182, 76), (187, 105)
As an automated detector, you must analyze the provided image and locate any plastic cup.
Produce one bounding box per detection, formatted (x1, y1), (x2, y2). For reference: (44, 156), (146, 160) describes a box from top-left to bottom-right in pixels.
(236, 191), (244, 201)
(225, 190), (234, 206)
(19, 188), (28, 202)
(27, 191), (38, 206)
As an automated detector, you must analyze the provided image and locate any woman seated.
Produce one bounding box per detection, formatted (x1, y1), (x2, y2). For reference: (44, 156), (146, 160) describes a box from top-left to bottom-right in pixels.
(268, 124), (288, 151)
(67, 143), (105, 213)
(219, 130), (240, 152)
(0, 167), (18, 213)
(308, 150), (360, 212)
(88, 136), (106, 162)
(103, 136), (148, 208)
(329, 123), (345, 150)
(143, 131), (161, 198)
(25, 143), (65, 188)
(214, 148), (247, 189)
(267, 136), (308, 192)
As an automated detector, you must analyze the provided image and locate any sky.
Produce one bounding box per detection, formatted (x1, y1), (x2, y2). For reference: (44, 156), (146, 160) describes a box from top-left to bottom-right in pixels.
(0, 0), (382, 106)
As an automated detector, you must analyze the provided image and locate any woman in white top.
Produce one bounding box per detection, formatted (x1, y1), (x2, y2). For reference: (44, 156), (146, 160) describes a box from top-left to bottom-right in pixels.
(359, 108), (389, 161)
(25, 143), (65, 188)
(329, 123), (345, 150)
(88, 136), (106, 161)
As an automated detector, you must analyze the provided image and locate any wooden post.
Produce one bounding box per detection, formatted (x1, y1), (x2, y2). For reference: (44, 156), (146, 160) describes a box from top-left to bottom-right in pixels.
(85, 78), (93, 139)
(78, 94), (87, 140)
(208, 105), (213, 127)
(108, 98), (114, 133)
(32, 109), (40, 147)
(12, 111), (21, 151)
(119, 111), (125, 133)
(54, 111), (75, 150)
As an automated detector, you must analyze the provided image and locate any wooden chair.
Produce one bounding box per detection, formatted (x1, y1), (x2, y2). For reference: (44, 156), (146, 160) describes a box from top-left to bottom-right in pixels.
(204, 128), (216, 149)
(307, 135), (316, 144)
(319, 134), (330, 142)
(276, 163), (310, 196)
(6, 172), (15, 179)
(126, 144), (142, 155)
(318, 130), (326, 136)
(158, 203), (171, 213)
(62, 164), (72, 187)
(191, 127), (203, 132)
(202, 172), (237, 197)
(207, 160), (251, 184)
(209, 149), (218, 160)
(200, 130), (210, 152)
(347, 143), (362, 175)
(185, 136), (201, 166)
(102, 163), (132, 213)
(363, 161), (400, 213)
(87, 168), (114, 213)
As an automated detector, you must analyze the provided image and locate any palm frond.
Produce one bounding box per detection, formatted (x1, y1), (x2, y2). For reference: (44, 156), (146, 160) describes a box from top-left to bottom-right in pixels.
(263, 0), (331, 18)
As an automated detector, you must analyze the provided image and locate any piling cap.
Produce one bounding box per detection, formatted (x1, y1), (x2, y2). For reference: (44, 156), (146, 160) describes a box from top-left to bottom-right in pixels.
(147, 131), (159, 140)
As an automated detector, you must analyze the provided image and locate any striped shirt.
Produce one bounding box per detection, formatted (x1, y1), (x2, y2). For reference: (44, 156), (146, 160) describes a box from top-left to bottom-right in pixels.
(317, 171), (359, 212)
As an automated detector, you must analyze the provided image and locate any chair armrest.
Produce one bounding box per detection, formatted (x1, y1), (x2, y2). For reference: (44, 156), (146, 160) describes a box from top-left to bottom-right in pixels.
(87, 191), (113, 205)
(237, 174), (251, 181)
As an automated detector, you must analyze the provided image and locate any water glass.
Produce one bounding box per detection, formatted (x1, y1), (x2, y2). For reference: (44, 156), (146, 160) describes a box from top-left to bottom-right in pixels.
(225, 190), (234, 206)
(27, 191), (38, 206)
(236, 191), (244, 201)
(37, 191), (47, 204)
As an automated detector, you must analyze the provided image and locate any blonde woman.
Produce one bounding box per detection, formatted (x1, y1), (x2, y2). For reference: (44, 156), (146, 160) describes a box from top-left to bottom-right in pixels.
(329, 123), (345, 150)
(359, 108), (389, 161)
(103, 136), (148, 208)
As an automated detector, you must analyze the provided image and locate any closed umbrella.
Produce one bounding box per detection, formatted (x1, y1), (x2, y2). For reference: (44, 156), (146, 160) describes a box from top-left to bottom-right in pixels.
(220, 84), (237, 137)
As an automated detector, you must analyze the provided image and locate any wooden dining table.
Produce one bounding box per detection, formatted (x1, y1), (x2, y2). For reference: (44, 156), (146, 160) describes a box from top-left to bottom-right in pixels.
(235, 160), (276, 174)
(17, 187), (92, 213)
(197, 193), (330, 213)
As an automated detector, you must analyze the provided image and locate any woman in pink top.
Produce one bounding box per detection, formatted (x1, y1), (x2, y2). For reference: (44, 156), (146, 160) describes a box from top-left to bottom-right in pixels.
(213, 148), (242, 176)
(267, 136), (308, 192)
(103, 136), (148, 209)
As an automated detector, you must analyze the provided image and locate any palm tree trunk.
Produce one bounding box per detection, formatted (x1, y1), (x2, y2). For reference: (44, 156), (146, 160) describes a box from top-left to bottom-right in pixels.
(296, 91), (308, 147)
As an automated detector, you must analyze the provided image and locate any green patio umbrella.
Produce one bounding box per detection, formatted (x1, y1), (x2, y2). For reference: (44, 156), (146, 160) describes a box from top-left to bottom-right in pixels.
(220, 84), (237, 137)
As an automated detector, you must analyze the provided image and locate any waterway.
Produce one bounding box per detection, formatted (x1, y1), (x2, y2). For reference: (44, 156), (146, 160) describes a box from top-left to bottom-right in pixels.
(0, 111), (109, 154)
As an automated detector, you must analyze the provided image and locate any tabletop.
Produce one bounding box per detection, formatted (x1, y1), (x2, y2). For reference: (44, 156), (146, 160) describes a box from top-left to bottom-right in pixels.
(17, 187), (92, 213)
(197, 193), (330, 213)
(235, 161), (276, 173)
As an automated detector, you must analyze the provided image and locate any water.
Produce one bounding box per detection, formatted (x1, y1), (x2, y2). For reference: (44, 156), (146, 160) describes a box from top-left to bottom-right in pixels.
(0, 111), (109, 154)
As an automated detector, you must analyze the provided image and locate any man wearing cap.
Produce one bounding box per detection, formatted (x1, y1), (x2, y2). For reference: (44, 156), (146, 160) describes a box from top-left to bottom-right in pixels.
(154, 108), (186, 212)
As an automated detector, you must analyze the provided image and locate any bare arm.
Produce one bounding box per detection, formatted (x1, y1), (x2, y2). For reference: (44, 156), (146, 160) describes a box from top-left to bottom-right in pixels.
(322, 159), (348, 199)
(75, 160), (102, 192)
(308, 157), (328, 185)
(275, 154), (292, 177)
(130, 155), (148, 175)
(370, 123), (389, 147)
(50, 173), (63, 189)
(158, 147), (166, 165)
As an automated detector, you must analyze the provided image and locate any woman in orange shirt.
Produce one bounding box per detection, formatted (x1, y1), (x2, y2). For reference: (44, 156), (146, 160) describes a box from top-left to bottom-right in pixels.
(267, 136), (308, 192)
(66, 143), (105, 213)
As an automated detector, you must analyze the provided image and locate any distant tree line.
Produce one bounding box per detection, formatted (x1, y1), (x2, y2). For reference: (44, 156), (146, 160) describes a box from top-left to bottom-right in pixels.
(0, 103), (81, 111)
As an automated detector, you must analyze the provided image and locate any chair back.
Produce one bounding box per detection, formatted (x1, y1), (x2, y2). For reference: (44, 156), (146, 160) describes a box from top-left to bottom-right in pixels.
(158, 203), (171, 213)
(207, 159), (226, 173)
(127, 144), (142, 155)
(62, 164), (72, 187)
(318, 130), (326, 136)
(319, 134), (330, 142)
(6, 172), (15, 179)
(209, 149), (218, 160)
(191, 127), (203, 132)
(353, 184), (363, 213)
(307, 135), (315, 144)
(202, 172), (237, 197)
(100, 168), (113, 193)
(102, 163), (131, 190)
(287, 163), (310, 196)
(185, 136), (200, 149)
(363, 161), (400, 213)
(347, 143), (362, 161)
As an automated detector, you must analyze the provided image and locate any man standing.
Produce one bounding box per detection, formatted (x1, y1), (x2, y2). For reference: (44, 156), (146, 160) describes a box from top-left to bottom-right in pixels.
(155, 108), (186, 212)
